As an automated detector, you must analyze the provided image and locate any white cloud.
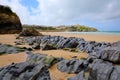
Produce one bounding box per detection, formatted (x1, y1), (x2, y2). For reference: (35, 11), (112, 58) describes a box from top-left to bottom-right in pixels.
(0, 0), (120, 25)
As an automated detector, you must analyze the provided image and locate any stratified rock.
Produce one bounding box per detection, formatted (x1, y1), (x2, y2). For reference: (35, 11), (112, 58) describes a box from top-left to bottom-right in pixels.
(77, 41), (111, 53)
(0, 43), (26, 54)
(88, 59), (118, 80)
(26, 51), (62, 67)
(109, 66), (120, 80)
(0, 62), (51, 80)
(0, 5), (22, 34)
(32, 43), (40, 49)
(57, 59), (87, 74)
(111, 41), (120, 47)
(93, 47), (120, 63)
(68, 71), (86, 80)
(88, 59), (120, 80)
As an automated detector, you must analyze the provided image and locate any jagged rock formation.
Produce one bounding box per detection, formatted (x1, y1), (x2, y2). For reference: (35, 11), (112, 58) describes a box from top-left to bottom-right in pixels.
(55, 37), (120, 80)
(0, 43), (27, 55)
(26, 51), (63, 67)
(0, 62), (51, 80)
(12, 35), (120, 80)
(88, 59), (120, 80)
(68, 71), (86, 80)
(20, 35), (111, 53)
(0, 51), (63, 80)
(57, 59), (87, 74)
(0, 5), (22, 34)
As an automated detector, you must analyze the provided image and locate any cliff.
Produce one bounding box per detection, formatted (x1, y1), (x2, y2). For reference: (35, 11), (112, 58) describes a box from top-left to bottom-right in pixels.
(0, 5), (22, 34)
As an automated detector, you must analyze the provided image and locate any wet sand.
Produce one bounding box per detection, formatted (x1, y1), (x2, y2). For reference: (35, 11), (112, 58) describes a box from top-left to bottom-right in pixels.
(0, 52), (27, 67)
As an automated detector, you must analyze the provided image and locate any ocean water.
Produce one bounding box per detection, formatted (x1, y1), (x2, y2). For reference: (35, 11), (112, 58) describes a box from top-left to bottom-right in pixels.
(61, 31), (120, 35)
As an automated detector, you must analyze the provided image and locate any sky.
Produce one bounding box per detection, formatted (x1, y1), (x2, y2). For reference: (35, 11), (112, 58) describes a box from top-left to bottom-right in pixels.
(0, 0), (120, 31)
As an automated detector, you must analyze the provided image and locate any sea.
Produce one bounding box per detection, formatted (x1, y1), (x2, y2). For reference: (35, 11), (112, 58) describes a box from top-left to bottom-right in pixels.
(61, 31), (120, 35)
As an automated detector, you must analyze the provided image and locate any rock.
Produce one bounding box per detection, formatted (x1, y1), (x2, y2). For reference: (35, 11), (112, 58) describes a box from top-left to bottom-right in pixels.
(68, 71), (86, 80)
(32, 43), (40, 49)
(0, 44), (8, 54)
(93, 47), (120, 63)
(64, 37), (79, 48)
(0, 5), (22, 34)
(0, 62), (51, 80)
(88, 59), (114, 80)
(26, 51), (62, 67)
(19, 28), (43, 36)
(56, 37), (69, 49)
(57, 59), (87, 74)
(40, 43), (56, 50)
(0, 43), (26, 54)
(109, 66), (120, 80)
(111, 41), (120, 47)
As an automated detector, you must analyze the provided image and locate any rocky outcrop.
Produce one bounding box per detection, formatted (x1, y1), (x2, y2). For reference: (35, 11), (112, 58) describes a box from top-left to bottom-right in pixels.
(26, 51), (63, 67)
(21, 35), (111, 53)
(57, 59), (87, 74)
(0, 5), (22, 34)
(0, 51), (63, 80)
(0, 43), (27, 55)
(66, 59), (120, 80)
(15, 35), (120, 80)
(0, 62), (51, 80)
(19, 28), (43, 36)
(57, 41), (120, 80)
(68, 71), (86, 80)
(88, 59), (120, 80)
(92, 46), (120, 63)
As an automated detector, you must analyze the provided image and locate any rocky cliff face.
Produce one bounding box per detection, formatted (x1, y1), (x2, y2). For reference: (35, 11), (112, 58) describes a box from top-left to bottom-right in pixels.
(0, 5), (22, 34)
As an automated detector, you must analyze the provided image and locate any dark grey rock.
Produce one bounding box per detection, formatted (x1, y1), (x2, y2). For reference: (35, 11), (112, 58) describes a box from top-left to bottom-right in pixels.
(26, 51), (62, 67)
(40, 43), (56, 50)
(0, 43), (26, 54)
(109, 66), (120, 80)
(32, 43), (40, 49)
(0, 62), (51, 80)
(68, 71), (86, 80)
(93, 47), (120, 63)
(57, 59), (87, 74)
(88, 59), (114, 80)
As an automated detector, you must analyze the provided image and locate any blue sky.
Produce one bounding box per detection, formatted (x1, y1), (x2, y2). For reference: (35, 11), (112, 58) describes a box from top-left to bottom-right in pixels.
(0, 0), (120, 31)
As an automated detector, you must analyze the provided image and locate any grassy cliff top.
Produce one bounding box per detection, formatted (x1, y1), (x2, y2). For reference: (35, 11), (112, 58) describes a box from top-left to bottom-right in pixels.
(23, 24), (98, 32)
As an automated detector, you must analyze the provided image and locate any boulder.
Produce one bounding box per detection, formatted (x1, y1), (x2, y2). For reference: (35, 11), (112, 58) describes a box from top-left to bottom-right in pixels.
(0, 5), (22, 34)
(19, 28), (43, 36)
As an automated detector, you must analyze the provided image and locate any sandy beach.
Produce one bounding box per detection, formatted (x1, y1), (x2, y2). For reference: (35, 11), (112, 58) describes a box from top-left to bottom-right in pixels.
(0, 33), (120, 80)
(41, 32), (120, 42)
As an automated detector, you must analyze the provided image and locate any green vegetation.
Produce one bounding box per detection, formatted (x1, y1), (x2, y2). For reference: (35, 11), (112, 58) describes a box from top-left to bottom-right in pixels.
(65, 24), (98, 32)
(23, 25), (57, 31)
(23, 24), (98, 32)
